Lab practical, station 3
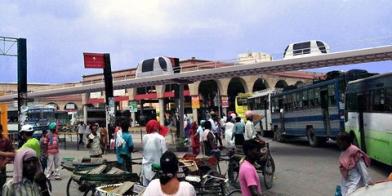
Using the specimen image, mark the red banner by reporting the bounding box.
[83,53,105,68]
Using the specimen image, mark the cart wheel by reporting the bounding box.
[227,189,243,196]
[228,160,240,189]
[202,169,229,195]
[263,155,275,189]
[66,177,89,196]
[46,179,52,192]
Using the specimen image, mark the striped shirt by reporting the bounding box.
[2,178,45,196]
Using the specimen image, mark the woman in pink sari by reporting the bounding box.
[189,122,200,155]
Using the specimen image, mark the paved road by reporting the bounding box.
[6,130,391,196]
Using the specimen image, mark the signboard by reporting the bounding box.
[129,101,137,112]
[221,96,229,108]
[83,53,105,68]
[192,96,200,109]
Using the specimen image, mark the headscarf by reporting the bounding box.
[339,144,370,180]
[146,120,169,137]
[13,148,42,184]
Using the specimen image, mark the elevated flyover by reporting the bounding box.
[0,45,392,102]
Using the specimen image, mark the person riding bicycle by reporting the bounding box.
[239,139,263,196]
[143,151,196,196]
[244,110,256,140]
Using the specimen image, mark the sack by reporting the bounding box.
[110,139,115,149]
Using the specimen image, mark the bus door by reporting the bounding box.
[357,94,367,153]
[278,98,285,132]
[320,90,331,135]
[262,98,268,131]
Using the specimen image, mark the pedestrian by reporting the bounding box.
[0,124,40,159]
[142,119,168,186]
[189,122,200,155]
[214,114,223,147]
[337,131,372,196]
[115,120,134,172]
[99,124,108,153]
[2,147,50,196]
[44,122,61,180]
[77,122,85,145]
[232,116,245,146]
[19,125,41,156]
[86,123,104,158]
[143,151,196,196]
[39,130,48,173]
[184,116,191,138]
[197,120,206,155]
[202,120,217,156]
[239,139,263,196]
[224,116,235,147]
[0,124,15,194]
[244,110,256,140]
[84,123,91,144]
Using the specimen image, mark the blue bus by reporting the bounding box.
[27,107,55,139]
[270,69,377,147]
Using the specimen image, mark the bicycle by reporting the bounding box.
[227,138,276,189]
[193,174,242,196]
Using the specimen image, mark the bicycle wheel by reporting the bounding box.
[263,155,275,189]
[66,177,89,196]
[46,179,52,192]
[226,189,242,196]
[202,170,228,196]
[227,160,240,189]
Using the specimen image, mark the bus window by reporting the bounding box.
[328,84,336,107]
[314,88,320,107]
[385,87,392,111]
[303,90,308,108]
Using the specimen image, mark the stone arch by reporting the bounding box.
[227,77,248,112]
[63,102,78,110]
[295,81,304,87]
[199,80,219,108]
[275,80,288,88]
[252,78,270,92]
[47,102,59,110]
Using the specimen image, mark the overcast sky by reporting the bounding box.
[0,0,391,84]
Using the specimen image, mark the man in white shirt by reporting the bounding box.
[244,111,256,140]
[142,120,168,186]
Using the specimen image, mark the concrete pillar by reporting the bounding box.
[188,81,201,124]
[81,93,89,124]
[156,85,165,125]
[127,88,136,127]
[159,98,165,125]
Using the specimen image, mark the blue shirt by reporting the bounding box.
[115,132,134,164]
[233,122,245,135]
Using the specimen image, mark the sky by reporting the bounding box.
[0,0,391,84]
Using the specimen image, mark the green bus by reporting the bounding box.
[345,71,392,166]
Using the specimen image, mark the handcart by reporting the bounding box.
[64,159,140,196]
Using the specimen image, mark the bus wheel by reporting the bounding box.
[307,127,319,147]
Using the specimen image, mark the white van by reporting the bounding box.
[135,57,176,78]
[283,40,330,60]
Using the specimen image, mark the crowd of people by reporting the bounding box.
[0,109,383,196]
